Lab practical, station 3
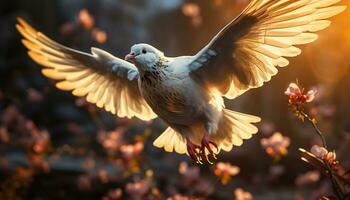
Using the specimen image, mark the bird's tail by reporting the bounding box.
[153,109,260,155]
[153,127,187,154]
[210,109,261,152]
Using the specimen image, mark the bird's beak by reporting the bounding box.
[125,52,136,62]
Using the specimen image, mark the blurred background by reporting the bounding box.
[1,0,350,199]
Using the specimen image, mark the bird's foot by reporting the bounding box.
[199,135,218,164]
[186,138,202,164]
[186,135,218,164]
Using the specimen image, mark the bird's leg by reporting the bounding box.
[199,133,218,164]
[186,137,202,164]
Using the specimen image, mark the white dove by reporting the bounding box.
[17,0,346,163]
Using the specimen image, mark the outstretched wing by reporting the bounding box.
[189,0,346,99]
[16,18,157,120]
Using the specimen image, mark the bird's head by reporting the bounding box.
[125,43,165,70]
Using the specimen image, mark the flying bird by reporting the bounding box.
[16,0,346,163]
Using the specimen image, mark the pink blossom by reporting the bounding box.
[309,145,338,166]
[285,82,317,105]
[261,132,290,159]
[214,162,240,177]
[181,3,202,27]
[97,128,125,155]
[125,178,151,199]
[310,145,328,159]
[182,3,200,18]
[214,162,240,185]
[305,90,317,102]
[284,83,302,97]
[295,171,320,186]
[92,28,107,44]
[31,130,50,154]
[78,9,94,30]
[234,188,253,200]
[120,141,144,160]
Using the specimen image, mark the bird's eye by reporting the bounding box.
[142,49,147,54]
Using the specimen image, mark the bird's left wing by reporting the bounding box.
[16,18,157,120]
[189,0,346,99]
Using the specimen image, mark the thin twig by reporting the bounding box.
[301,111,327,148]
[300,111,345,200]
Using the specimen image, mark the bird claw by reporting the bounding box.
[186,138,202,164]
[199,135,218,164]
[186,136,218,164]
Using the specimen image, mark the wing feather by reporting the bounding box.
[17,18,157,120]
[189,0,346,99]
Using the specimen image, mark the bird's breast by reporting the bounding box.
[139,70,188,119]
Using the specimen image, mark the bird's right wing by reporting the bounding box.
[16,18,157,120]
